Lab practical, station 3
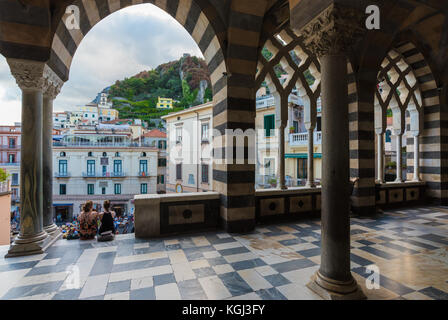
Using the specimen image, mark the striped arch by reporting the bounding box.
[393,41,444,202]
[48,0,227,97]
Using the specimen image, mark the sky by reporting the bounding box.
[0,4,203,125]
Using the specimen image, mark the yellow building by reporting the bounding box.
[156,97,174,109]
[255,94,322,188]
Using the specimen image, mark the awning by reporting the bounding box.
[285,153,322,159]
[53,203,73,207]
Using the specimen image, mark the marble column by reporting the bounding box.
[6,60,49,257]
[42,74,63,237]
[376,131,385,183]
[413,135,420,181]
[291,3,366,299]
[278,122,287,189]
[395,133,404,182]
[306,127,315,188]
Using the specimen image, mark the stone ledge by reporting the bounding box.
[377,181,426,189]
[134,192,220,203]
[256,186,322,197]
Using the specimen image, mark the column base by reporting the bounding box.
[5,230,57,258]
[305,182,316,188]
[306,271,366,300]
[44,223,62,239]
[278,185,288,190]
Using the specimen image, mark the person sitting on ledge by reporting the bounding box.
[78,200,99,240]
[97,200,116,242]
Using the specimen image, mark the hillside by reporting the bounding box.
[107,54,212,127]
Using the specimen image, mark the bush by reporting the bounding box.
[0,169,10,183]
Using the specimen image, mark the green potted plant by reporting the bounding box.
[289,126,295,134]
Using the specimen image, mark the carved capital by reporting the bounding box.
[43,67,64,99]
[7,59,64,97]
[300,4,365,57]
[7,59,46,91]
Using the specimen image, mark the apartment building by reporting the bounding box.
[162,102,213,193]
[140,129,167,193]
[0,124,21,212]
[255,93,323,188]
[52,126,160,221]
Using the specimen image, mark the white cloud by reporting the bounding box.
[0,3,203,123]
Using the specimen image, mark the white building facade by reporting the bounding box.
[162,103,213,193]
[53,145,159,220]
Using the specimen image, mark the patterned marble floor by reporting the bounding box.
[1,206,448,300]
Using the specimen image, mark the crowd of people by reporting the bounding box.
[61,200,134,241]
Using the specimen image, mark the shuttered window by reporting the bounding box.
[264,114,275,137]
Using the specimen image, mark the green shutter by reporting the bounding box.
[264,114,275,137]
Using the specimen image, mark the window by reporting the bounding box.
[87,160,95,176]
[140,160,148,174]
[114,160,122,174]
[188,174,195,185]
[385,130,392,143]
[9,138,15,148]
[60,184,66,195]
[141,152,146,157]
[59,160,67,175]
[264,114,275,137]
[176,127,182,143]
[158,158,166,167]
[160,175,164,184]
[60,152,66,157]
[201,123,209,141]
[141,183,148,194]
[176,163,182,180]
[293,121,299,133]
[11,173,19,185]
[8,154,15,163]
[102,165,107,177]
[88,151,93,157]
[102,187,106,195]
[297,158,307,179]
[158,140,163,149]
[115,152,120,157]
[102,152,107,157]
[114,184,121,195]
[87,184,94,195]
[201,164,209,183]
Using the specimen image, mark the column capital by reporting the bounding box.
[7,59,46,91]
[43,67,64,99]
[7,59,64,96]
[297,4,365,57]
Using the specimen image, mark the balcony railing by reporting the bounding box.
[55,172,70,178]
[53,141,155,148]
[289,131,322,146]
[0,162,19,166]
[83,171,126,178]
[0,145,19,149]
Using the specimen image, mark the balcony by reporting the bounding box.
[0,145,19,150]
[83,172,126,178]
[289,131,322,146]
[138,171,150,177]
[0,162,19,167]
[55,172,70,178]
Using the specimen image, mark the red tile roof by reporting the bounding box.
[142,129,167,138]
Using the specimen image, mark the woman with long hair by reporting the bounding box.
[78,200,99,240]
